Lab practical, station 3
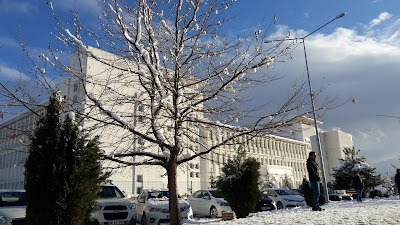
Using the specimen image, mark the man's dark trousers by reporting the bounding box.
[310,180,320,209]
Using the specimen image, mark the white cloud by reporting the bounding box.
[354,126,386,144]
[0,37,20,49]
[369,12,392,27]
[260,14,400,162]
[0,64,29,81]
[0,0,37,14]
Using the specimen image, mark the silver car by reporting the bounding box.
[135,188,193,225]
[187,189,232,218]
[263,188,305,209]
[0,189,26,225]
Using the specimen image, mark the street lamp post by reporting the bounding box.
[266,12,345,203]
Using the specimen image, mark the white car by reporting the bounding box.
[263,188,305,209]
[135,188,193,225]
[187,189,232,218]
[0,189,26,225]
[89,184,135,225]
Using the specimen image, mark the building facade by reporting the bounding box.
[0,47,349,195]
[312,130,353,182]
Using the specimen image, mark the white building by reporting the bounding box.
[279,117,354,183]
[312,130,353,183]
[0,47,348,194]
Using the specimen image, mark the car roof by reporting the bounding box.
[143,188,169,192]
[0,189,25,192]
[263,188,289,191]
[194,189,217,192]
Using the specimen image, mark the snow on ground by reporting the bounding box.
[184,196,400,225]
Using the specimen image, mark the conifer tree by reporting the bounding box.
[25,91,108,225]
[332,147,382,193]
[216,150,260,218]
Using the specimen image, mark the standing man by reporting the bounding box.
[307,151,323,211]
[395,169,400,198]
[353,170,364,202]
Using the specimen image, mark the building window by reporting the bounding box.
[137,175,143,182]
[73,95,78,103]
[137,137,143,145]
[137,103,144,112]
[73,83,79,92]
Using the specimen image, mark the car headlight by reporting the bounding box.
[92,204,102,212]
[180,205,191,212]
[127,203,135,210]
[283,199,296,202]
[0,215,8,224]
[217,200,230,206]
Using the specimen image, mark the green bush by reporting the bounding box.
[300,178,313,207]
[300,178,326,207]
[216,151,260,218]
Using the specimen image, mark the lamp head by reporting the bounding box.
[335,12,346,19]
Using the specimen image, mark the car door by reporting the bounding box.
[189,191,202,215]
[199,191,211,215]
[135,191,146,221]
[265,190,278,203]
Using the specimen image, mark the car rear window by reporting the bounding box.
[0,191,26,207]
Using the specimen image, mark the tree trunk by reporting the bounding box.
[167,162,182,225]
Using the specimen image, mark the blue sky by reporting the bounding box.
[1,0,400,167]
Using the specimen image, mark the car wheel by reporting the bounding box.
[277,202,284,210]
[210,206,218,218]
[140,213,147,225]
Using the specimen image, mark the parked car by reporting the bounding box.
[0,189,26,225]
[187,189,232,218]
[263,188,305,209]
[328,193,353,201]
[89,184,136,225]
[328,189,353,201]
[135,188,193,225]
[369,189,390,199]
[290,189,303,196]
[255,192,276,212]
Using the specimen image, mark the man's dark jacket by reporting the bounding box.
[307,158,321,181]
[395,171,400,185]
[353,175,364,190]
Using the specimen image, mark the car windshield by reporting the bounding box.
[209,190,224,198]
[0,191,26,207]
[97,186,125,198]
[147,191,181,199]
[148,191,169,199]
[275,189,296,196]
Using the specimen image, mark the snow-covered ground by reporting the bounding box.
[184,196,400,225]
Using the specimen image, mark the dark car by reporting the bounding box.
[329,193,353,201]
[369,189,389,198]
[329,194,342,201]
[255,193,276,212]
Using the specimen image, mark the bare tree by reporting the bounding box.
[0,0,343,224]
